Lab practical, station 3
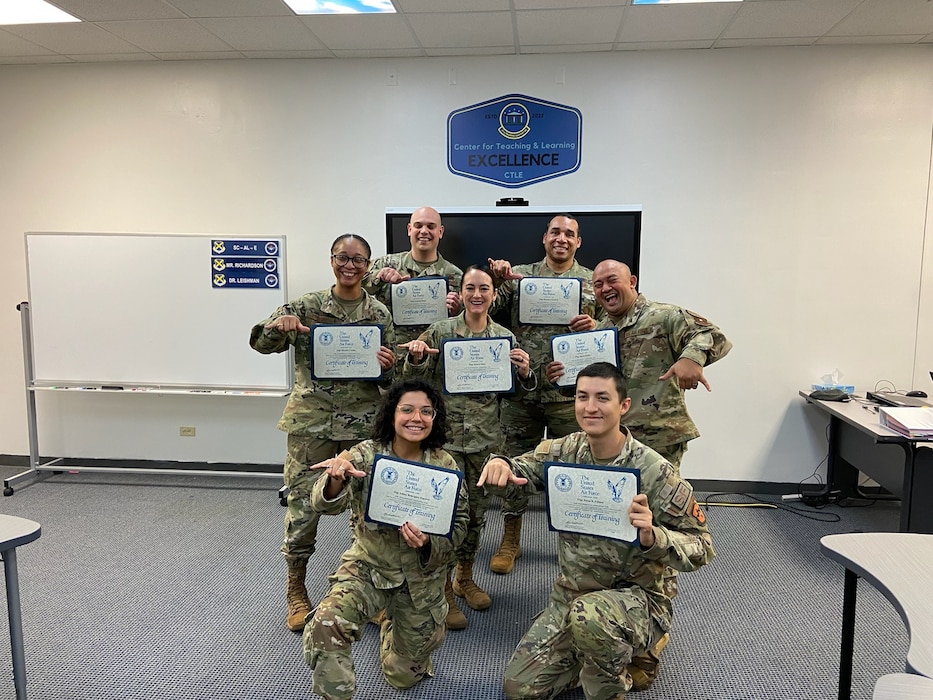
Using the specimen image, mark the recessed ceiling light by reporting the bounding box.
[0,0,80,25]
[633,0,741,4]
[283,0,396,14]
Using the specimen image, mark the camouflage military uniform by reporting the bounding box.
[496,431,714,700]
[363,251,463,358]
[250,287,396,563]
[403,312,530,562]
[303,440,469,700]
[599,293,732,469]
[493,258,603,518]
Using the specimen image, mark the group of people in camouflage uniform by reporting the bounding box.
[250,206,731,700]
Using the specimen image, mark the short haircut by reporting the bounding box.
[575,362,627,401]
[330,233,372,259]
[460,264,495,290]
[551,213,580,235]
[372,378,450,450]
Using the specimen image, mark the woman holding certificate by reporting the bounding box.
[400,264,535,630]
[249,233,397,633]
[303,378,469,700]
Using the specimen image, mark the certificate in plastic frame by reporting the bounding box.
[391,277,449,326]
[544,461,641,544]
[365,454,463,538]
[550,327,619,388]
[440,336,514,394]
[517,276,583,326]
[310,324,383,380]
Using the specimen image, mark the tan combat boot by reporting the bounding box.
[627,632,670,691]
[444,575,468,630]
[286,559,312,632]
[490,515,523,574]
[452,560,491,610]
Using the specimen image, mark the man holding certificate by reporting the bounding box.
[250,234,397,633]
[486,213,604,576]
[400,264,535,630]
[363,206,463,359]
[478,363,714,700]
[303,378,469,700]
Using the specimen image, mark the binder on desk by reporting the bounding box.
[878,407,933,439]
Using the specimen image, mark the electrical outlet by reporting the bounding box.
[179,426,196,437]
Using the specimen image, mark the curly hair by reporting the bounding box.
[371,378,449,451]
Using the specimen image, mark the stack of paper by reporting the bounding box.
[879,407,933,439]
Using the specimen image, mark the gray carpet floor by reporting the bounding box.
[0,466,909,700]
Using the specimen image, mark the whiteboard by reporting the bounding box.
[25,232,292,391]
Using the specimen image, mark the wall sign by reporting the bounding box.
[447,94,582,189]
[211,239,281,288]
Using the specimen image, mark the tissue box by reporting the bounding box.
[811,384,855,394]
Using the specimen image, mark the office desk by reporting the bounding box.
[0,514,42,700]
[821,533,933,700]
[800,391,933,533]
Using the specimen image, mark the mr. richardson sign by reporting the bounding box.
[447,94,582,189]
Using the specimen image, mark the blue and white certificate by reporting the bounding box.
[544,462,640,543]
[391,277,449,326]
[550,328,619,388]
[440,337,514,394]
[310,324,383,380]
[517,276,582,326]
[365,455,463,538]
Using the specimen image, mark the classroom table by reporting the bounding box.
[821,533,933,700]
[800,391,933,533]
[1,514,42,700]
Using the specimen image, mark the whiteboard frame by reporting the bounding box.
[25,232,293,392]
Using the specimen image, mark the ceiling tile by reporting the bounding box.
[722,0,860,39]
[3,23,144,55]
[0,29,56,56]
[816,34,926,45]
[828,0,933,37]
[151,50,245,59]
[515,0,626,8]
[619,4,740,43]
[517,8,624,45]
[407,11,514,48]
[300,15,419,50]
[99,19,235,52]
[69,52,159,62]
[616,39,714,51]
[425,46,514,57]
[197,17,325,51]
[522,43,613,54]
[332,47,426,58]
[0,54,73,63]
[240,49,333,58]
[716,36,817,48]
[166,0,293,18]
[49,0,185,22]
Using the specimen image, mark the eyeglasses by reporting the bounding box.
[397,405,437,419]
[331,254,370,269]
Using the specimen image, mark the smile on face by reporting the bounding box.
[460,268,496,318]
[408,207,444,258]
[393,390,435,450]
[543,215,581,266]
[574,375,631,440]
[331,237,370,291]
[592,260,638,318]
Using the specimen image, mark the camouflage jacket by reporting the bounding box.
[310,439,469,611]
[249,287,395,439]
[599,294,732,448]
[498,430,714,613]
[492,258,603,404]
[403,313,530,455]
[363,251,463,349]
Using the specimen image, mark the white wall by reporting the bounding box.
[1,46,931,483]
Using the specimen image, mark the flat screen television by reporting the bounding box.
[384,205,641,279]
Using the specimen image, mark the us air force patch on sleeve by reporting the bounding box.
[666,482,692,516]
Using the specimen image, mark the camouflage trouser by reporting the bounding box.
[303,573,446,700]
[282,435,356,564]
[500,398,579,518]
[452,451,493,563]
[649,441,685,475]
[643,441,686,600]
[503,588,668,700]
